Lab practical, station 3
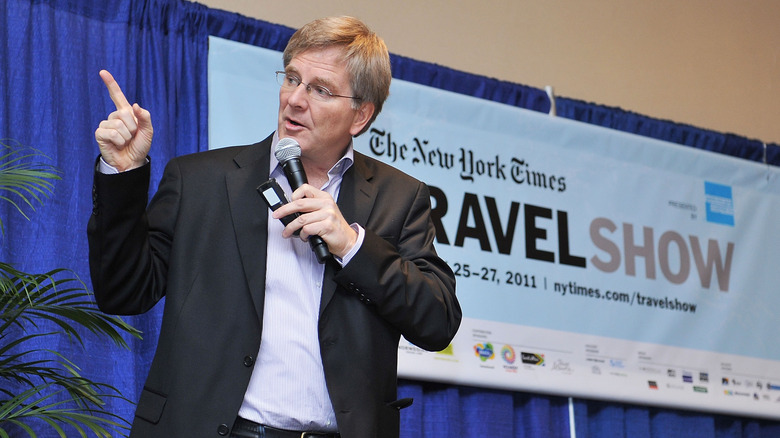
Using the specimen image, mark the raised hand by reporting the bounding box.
[94,70,153,171]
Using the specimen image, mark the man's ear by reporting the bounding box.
[350,102,375,136]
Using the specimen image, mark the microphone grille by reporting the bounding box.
[275,138,301,163]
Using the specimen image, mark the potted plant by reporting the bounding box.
[0,138,141,437]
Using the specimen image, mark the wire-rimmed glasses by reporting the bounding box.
[275,71,361,102]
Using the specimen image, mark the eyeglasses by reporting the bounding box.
[275,71,361,102]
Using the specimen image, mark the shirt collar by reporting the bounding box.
[270,132,354,182]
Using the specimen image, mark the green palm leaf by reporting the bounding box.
[0,139,59,234]
[0,139,141,437]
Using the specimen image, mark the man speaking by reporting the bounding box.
[88,16,461,438]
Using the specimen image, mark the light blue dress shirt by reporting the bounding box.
[237,136,364,432]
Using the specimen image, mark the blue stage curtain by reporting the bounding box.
[1,0,778,437]
[1,0,209,433]
[554,97,780,166]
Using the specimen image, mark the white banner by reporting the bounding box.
[208,36,780,419]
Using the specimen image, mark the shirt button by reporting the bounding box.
[217,424,230,436]
[243,356,254,367]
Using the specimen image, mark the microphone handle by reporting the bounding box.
[309,237,332,264]
[281,158,332,264]
[281,158,308,189]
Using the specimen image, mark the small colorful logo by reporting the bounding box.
[436,344,455,356]
[704,181,734,226]
[501,345,516,364]
[648,381,658,390]
[474,343,494,362]
[521,352,545,366]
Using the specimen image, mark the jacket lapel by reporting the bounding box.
[226,136,273,322]
[320,153,377,315]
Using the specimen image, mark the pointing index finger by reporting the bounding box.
[99,70,131,110]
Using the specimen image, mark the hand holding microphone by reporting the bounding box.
[267,138,358,263]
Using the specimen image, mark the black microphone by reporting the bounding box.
[274,138,332,263]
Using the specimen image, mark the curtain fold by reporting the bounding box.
[389,53,552,114]
[1,0,777,436]
[554,96,779,166]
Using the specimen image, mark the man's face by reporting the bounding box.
[277,46,373,168]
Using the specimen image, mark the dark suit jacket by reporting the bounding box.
[87,134,461,438]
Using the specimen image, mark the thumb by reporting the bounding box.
[133,103,154,134]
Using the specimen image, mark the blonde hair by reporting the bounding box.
[283,16,391,135]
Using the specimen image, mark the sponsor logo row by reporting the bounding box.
[465,342,780,404]
[474,343,544,366]
[402,340,780,406]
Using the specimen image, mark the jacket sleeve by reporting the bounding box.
[333,181,461,352]
[87,158,179,315]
